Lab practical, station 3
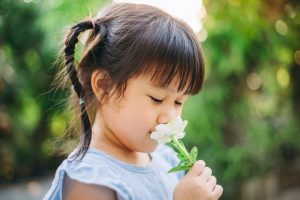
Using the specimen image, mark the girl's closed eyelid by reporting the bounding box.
[149,96,163,104]
[148,95,183,106]
[175,101,182,106]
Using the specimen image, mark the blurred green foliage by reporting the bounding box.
[0,0,299,199]
[183,0,300,198]
[0,0,109,182]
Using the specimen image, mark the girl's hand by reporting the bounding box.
[173,160,223,200]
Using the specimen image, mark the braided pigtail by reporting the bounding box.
[64,20,95,159]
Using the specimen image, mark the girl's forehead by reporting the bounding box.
[137,72,190,94]
[129,59,202,95]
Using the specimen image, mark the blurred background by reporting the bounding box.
[0,0,299,199]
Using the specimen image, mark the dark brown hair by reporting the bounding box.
[57,3,205,159]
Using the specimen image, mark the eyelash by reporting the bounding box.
[150,96,162,104]
[149,96,182,106]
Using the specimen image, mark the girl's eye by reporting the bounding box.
[175,101,183,106]
[149,96,163,104]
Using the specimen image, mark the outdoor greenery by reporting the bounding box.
[184,0,300,198]
[0,0,299,199]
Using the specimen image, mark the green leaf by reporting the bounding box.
[179,160,189,166]
[178,140,185,147]
[177,151,186,160]
[168,142,177,149]
[189,146,198,163]
[168,165,191,173]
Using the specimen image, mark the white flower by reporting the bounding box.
[150,116,188,144]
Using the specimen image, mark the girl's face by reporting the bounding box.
[99,74,189,153]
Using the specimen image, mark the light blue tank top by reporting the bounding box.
[43,145,184,200]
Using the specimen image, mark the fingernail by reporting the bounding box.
[198,160,205,167]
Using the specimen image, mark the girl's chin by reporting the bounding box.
[143,142,159,153]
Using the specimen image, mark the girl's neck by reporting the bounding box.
[90,111,151,166]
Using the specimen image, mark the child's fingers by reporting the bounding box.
[207,175,217,191]
[213,185,223,199]
[186,160,206,177]
[198,167,212,182]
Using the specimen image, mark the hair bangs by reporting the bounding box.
[126,18,204,95]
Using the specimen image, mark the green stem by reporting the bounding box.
[171,136,192,163]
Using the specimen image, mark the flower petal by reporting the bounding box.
[175,132,186,139]
[156,124,171,134]
[151,116,189,144]
[150,131,171,144]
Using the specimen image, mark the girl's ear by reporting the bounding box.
[91,70,109,103]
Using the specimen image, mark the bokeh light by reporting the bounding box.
[276,67,290,88]
[228,0,241,6]
[294,50,300,65]
[275,20,288,35]
[247,73,262,90]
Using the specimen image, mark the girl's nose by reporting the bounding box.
[157,108,177,124]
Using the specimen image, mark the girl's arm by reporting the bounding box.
[62,174,117,200]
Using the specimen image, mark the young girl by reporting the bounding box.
[44,3,223,200]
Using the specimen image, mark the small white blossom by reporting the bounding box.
[150,116,188,144]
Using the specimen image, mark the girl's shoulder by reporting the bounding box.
[64,145,182,185]
[43,149,134,200]
[64,145,180,179]
[44,145,182,200]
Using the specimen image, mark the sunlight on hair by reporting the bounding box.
[113,0,205,33]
